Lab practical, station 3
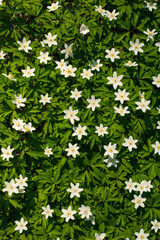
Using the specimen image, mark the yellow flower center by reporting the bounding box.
[67,48,72,54]
[52,5,57,10]
[99,9,104,13]
[66,69,72,74]
[78,129,82,134]
[83,209,88,214]
[8,74,14,79]
[111,53,115,57]
[110,13,114,18]
[20,223,24,228]
[109,148,113,152]
[69,113,73,117]
[140,236,145,240]
[136,199,141,204]
[66,212,71,217]
[120,109,124,114]
[22,43,27,48]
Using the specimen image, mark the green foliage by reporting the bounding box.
[0,0,160,239]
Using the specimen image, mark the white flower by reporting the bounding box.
[129,39,144,55]
[78,205,92,219]
[87,95,101,111]
[151,141,160,155]
[135,229,149,240]
[107,71,123,89]
[157,106,160,114]
[1,145,14,161]
[61,206,76,222]
[156,121,160,129]
[61,43,74,59]
[104,155,119,167]
[43,32,58,47]
[114,89,129,104]
[70,88,82,101]
[12,94,26,108]
[151,219,160,233]
[95,124,108,137]
[143,180,153,192]
[61,65,77,78]
[63,106,79,124]
[125,179,137,193]
[105,48,120,62]
[22,66,35,78]
[55,59,68,71]
[124,60,138,67]
[72,124,87,140]
[155,42,160,52]
[139,92,145,100]
[143,29,158,41]
[90,59,103,71]
[103,143,119,158]
[80,23,89,35]
[18,188,26,193]
[95,5,107,16]
[67,183,83,198]
[17,38,32,53]
[95,233,106,240]
[80,68,93,80]
[135,99,150,112]
[65,143,79,158]
[15,175,28,190]
[42,205,54,219]
[37,52,51,64]
[106,9,119,21]
[2,73,17,81]
[47,1,60,12]
[152,74,160,88]
[44,146,53,157]
[144,1,157,11]
[12,118,24,131]
[0,50,6,59]
[131,195,146,209]
[2,179,18,196]
[85,215,95,225]
[39,94,51,105]
[22,122,36,133]
[114,105,130,116]
[15,218,28,234]
[0,0,3,5]
[136,181,148,195]
[122,136,138,152]
[40,41,45,47]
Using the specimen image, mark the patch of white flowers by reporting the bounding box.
[0,0,159,238]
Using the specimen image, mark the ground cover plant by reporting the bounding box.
[0,0,160,239]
